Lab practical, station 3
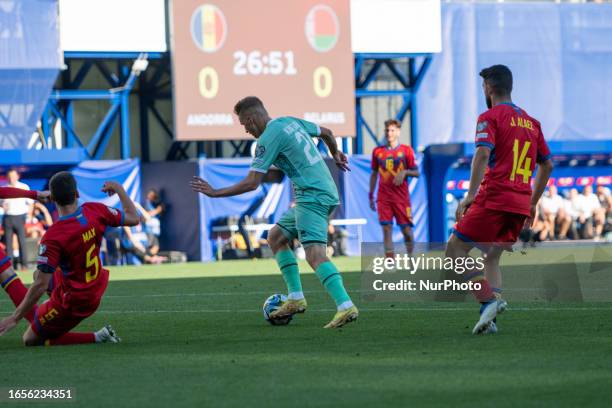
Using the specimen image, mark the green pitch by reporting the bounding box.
[1,257,611,407]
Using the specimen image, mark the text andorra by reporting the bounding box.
[372,280,482,292]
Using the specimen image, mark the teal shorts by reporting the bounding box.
[276,202,336,248]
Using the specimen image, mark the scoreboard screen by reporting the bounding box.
[170,0,355,141]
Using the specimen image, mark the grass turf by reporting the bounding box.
[1,257,611,407]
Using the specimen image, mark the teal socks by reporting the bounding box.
[315,261,352,307]
[275,249,303,296]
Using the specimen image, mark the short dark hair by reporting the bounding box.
[49,171,78,206]
[479,64,513,95]
[234,96,266,115]
[384,119,401,129]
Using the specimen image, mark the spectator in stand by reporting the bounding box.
[583,184,605,240]
[120,216,167,265]
[143,189,164,254]
[135,202,160,256]
[540,185,571,240]
[2,169,33,269]
[25,202,53,239]
[596,185,612,238]
[567,188,588,238]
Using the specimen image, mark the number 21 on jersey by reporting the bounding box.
[510,139,533,184]
[294,129,322,165]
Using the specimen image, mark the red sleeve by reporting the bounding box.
[371,148,379,171]
[87,202,124,227]
[536,124,551,163]
[405,146,417,169]
[474,113,496,150]
[37,233,61,274]
[0,187,36,200]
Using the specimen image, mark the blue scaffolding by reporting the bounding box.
[11,52,432,163]
[353,53,432,153]
[38,52,157,163]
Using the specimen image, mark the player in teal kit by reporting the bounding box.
[190,96,358,328]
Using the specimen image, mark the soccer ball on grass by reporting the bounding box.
[262,294,293,326]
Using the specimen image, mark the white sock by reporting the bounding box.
[288,291,305,300]
[94,328,105,343]
[337,300,354,311]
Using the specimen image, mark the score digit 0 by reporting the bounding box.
[313,66,332,98]
[198,67,219,99]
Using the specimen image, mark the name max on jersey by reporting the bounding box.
[82,227,96,243]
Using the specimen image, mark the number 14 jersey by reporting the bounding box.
[37,202,124,310]
[474,102,551,216]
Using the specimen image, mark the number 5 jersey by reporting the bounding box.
[37,202,124,313]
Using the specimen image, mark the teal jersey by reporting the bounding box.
[250,116,339,206]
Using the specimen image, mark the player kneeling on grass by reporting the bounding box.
[0,186,50,324]
[190,96,358,328]
[445,65,553,335]
[0,172,139,346]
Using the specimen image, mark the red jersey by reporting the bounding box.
[0,186,36,200]
[371,144,417,204]
[37,202,124,312]
[474,103,551,216]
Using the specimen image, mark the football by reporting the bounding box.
[262,294,293,326]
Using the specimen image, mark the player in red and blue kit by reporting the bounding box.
[446,65,553,334]
[369,119,420,257]
[0,172,139,346]
[0,186,49,324]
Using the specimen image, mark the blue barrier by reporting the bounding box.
[416,3,612,148]
[425,140,612,242]
[0,0,60,149]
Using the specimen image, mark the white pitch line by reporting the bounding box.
[93,306,612,315]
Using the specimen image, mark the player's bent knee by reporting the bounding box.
[446,234,470,258]
[22,330,44,347]
[304,244,328,270]
[268,227,289,252]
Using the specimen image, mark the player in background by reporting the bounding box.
[369,119,419,257]
[0,172,140,346]
[445,65,553,334]
[0,186,50,324]
[190,96,358,328]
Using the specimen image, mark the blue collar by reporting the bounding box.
[498,101,521,113]
[58,206,82,221]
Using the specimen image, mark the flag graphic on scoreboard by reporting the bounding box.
[305,5,340,53]
[190,4,227,53]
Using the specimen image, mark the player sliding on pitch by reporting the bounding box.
[446,65,553,334]
[0,172,139,345]
[191,96,358,328]
[0,186,50,324]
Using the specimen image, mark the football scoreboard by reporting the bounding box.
[170,0,355,141]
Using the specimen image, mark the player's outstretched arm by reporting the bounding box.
[0,186,49,202]
[457,146,490,220]
[190,171,265,198]
[319,127,350,172]
[0,270,51,336]
[527,158,554,227]
[369,171,378,211]
[101,181,140,226]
